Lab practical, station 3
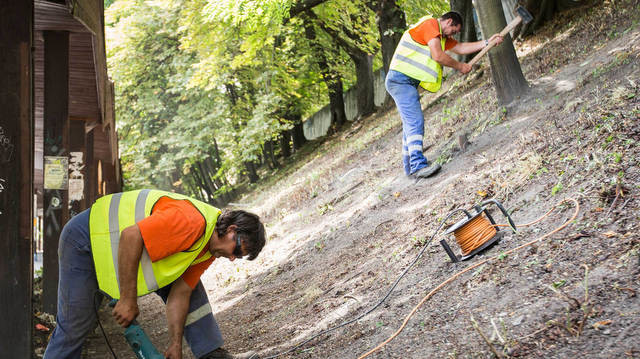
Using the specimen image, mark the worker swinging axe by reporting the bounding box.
[468,5,534,67]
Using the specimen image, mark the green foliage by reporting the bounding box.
[552,279,567,289]
[107,0,449,201]
[398,0,449,24]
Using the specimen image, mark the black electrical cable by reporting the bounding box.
[259,209,468,359]
[93,291,118,359]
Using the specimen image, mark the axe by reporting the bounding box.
[468,6,533,66]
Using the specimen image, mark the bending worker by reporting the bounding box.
[43,189,266,359]
[386,11,503,178]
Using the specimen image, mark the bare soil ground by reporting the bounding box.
[36,2,639,358]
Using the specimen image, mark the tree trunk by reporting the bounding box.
[513,0,582,39]
[291,121,306,151]
[193,162,214,202]
[264,140,280,168]
[308,11,377,118]
[197,160,217,196]
[450,0,478,63]
[244,161,259,183]
[367,0,406,74]
[374,0,407,107]
[185,175,205,202]
[474,0,529,105]
[212,137,222,168]
[278,131,292,158]
[302,14,347,130]
[350,52,376,117]
[326,75,347,130]
[203,157,221,189]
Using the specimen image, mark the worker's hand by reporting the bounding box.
[458,62,472,74]
[112,298,139,327]
[489,33,504,46]
[164,341,182,359]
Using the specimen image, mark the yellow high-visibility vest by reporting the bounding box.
[389,16,447,92]
[89,189,220,298]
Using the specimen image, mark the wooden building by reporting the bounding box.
[1,0,121,356]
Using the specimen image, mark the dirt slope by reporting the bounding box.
[79,2,639,358]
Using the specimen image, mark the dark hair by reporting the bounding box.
[216,210,266,260]
[440,11,463,29]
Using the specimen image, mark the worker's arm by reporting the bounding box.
[112,224,143,327]
[450,33,504,55]
[164,278,193,359]
[428,37,471,74]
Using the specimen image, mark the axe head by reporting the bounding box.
[516,5,533,24]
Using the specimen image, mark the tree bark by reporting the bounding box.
[513,0,583,39]
[212,136,222,168]
[278,131,292,158]
[203,156,221,189]
[326,75,347,130]
[244,161,259,183]
[302,14,347,130]
[366,0,406,74]
[193,162,214,202]
[291,121,306,150]
[309,11,377,118]
[196,160,216,200]
[350,52,376,118]
[450,0,478,63]
[474,0,529,105]
[264,140,280,169]
[288,0,329,19]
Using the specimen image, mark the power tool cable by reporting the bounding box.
[94,291,118,359]
[358,198,579,358]
[260,208,470,359]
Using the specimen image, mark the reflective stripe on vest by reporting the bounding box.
[389,16,446,92]
[90,189,220,298]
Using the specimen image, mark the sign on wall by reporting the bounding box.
[68,152,84,201]
[44,156,68,190]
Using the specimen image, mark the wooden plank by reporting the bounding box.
[0,1,34,357]
[34,0,91,33]
[85,127,97,205]
[42,30,70,315]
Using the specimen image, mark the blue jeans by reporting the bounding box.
[385,69,430,175]
[43,209,223,359]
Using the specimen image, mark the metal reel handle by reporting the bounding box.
[481,199,517,232]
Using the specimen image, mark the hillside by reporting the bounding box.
[80,2,639,358]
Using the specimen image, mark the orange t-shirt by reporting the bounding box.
[137,196,215,289]
[408,17,457,50]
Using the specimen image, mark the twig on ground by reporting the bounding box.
[373,219,393,235]
[578,264,591,336]
[490,318,506,344]
[616,287,636,296]
[515,326,548,341]
[619,197,633,211]
[469,315,503,359]
[605,183,621,218]
[548,285,581,310]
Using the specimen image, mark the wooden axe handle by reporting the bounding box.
[467,16,522,67]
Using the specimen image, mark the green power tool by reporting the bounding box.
[109,299,165,359]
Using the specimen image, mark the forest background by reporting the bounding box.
[106,0,568,204]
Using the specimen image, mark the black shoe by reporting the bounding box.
[200,347,259,359]
[412,163,441,178]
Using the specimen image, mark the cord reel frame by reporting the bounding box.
[440,199,516,263]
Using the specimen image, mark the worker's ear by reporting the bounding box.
[227,224,238,234]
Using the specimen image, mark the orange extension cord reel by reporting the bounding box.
[440,199,517,262]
